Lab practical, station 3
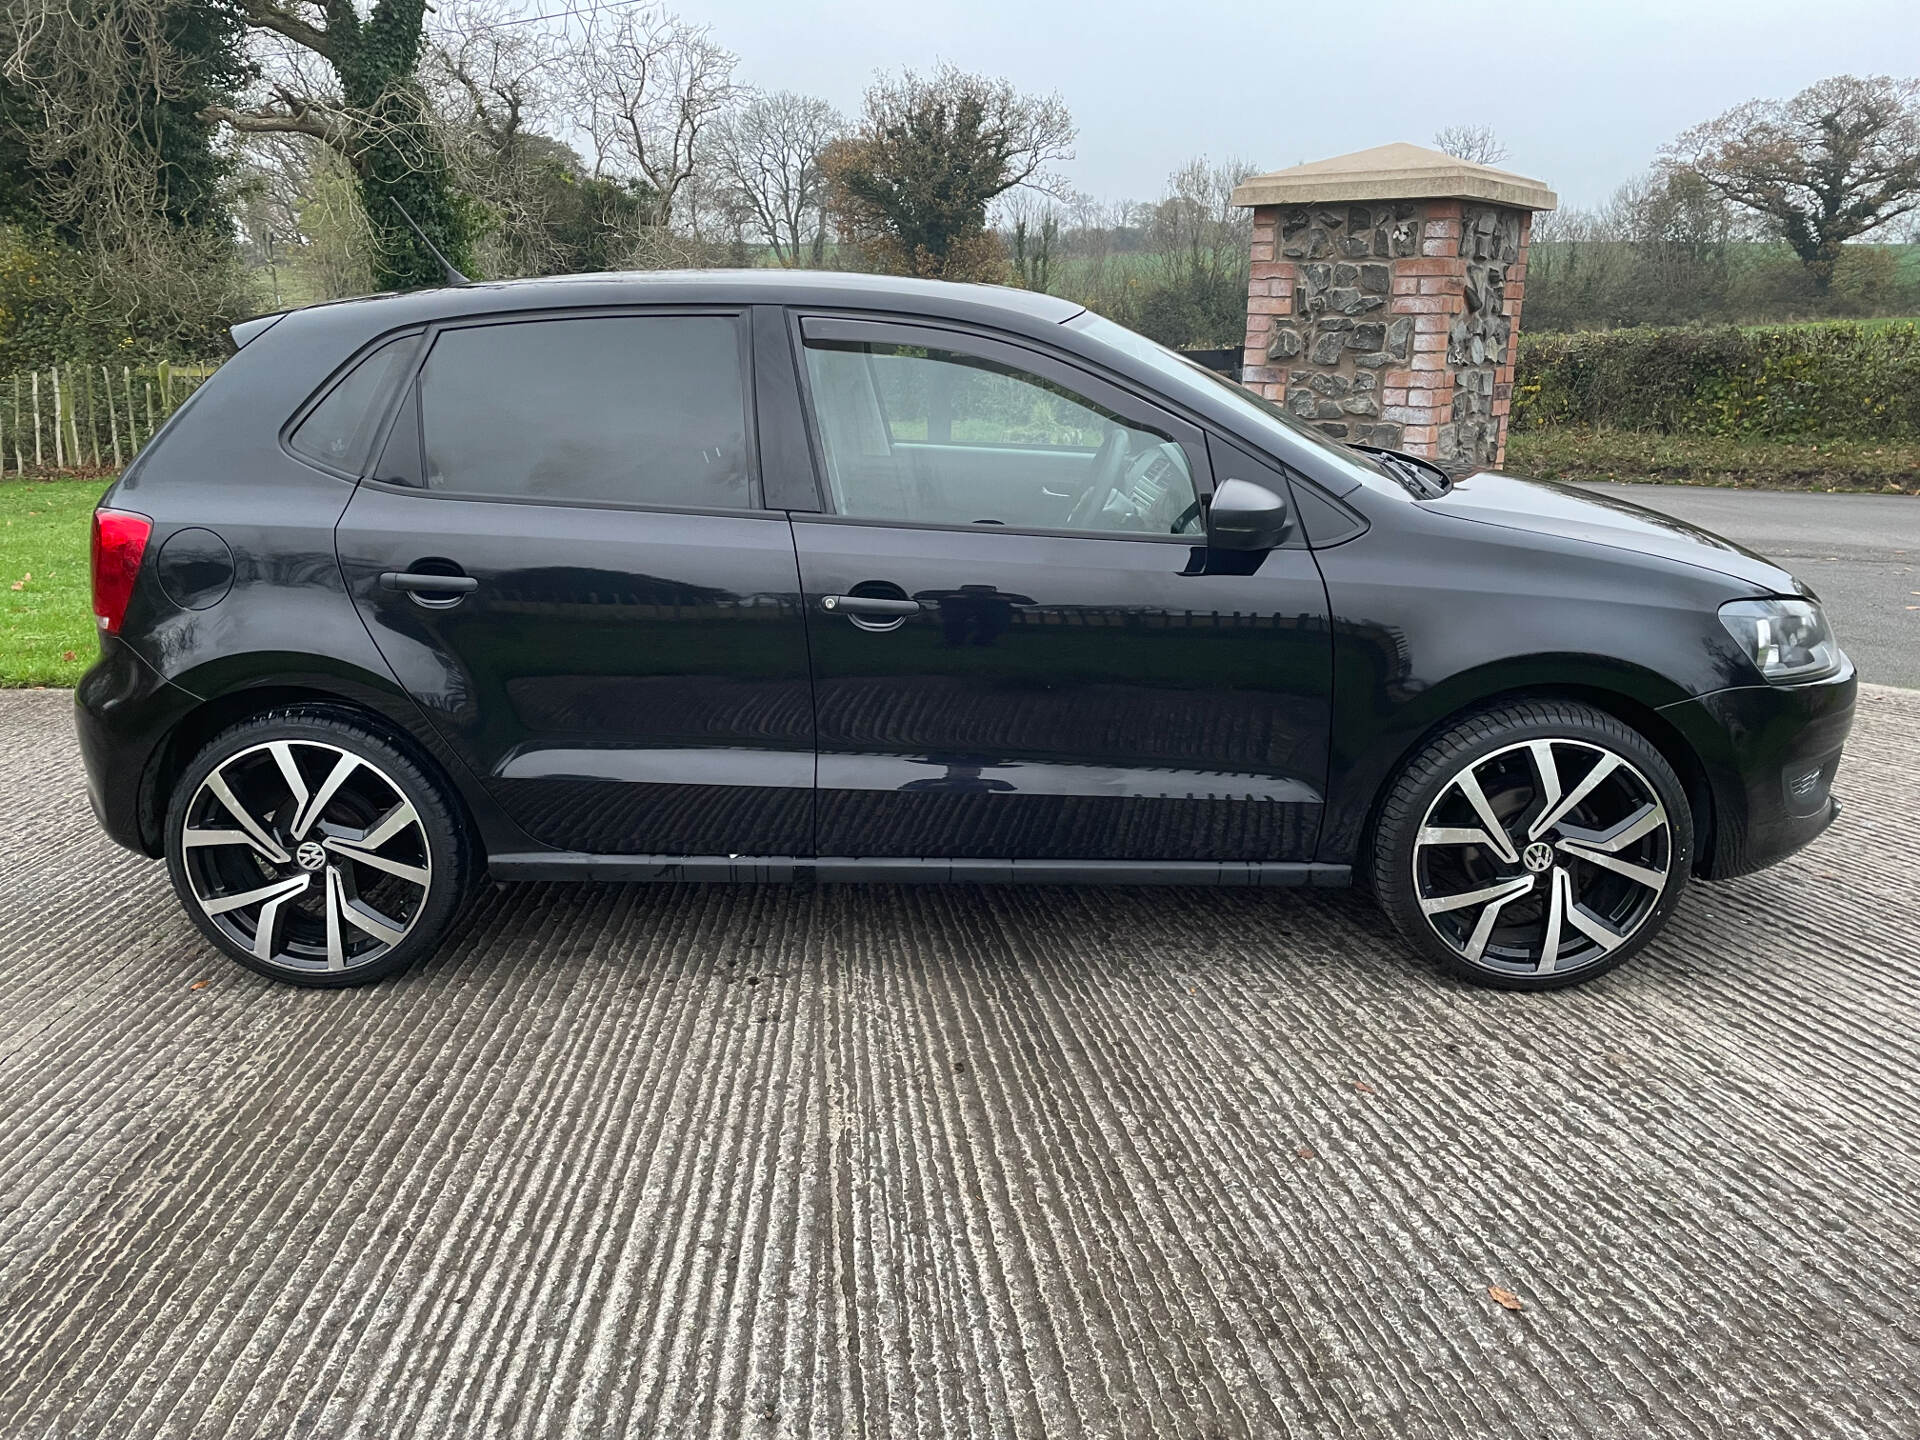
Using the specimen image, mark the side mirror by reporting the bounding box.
[1206,478,1291,551]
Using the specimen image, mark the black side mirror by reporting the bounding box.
[1206,478,1291,551]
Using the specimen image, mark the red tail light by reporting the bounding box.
[91,508,153,635]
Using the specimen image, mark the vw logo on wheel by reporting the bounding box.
[1522,841,1555,874]
[295,840,328,872]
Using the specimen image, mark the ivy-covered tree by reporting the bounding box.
[205,0,480,288]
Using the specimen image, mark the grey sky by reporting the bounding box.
[642,0,1913,212]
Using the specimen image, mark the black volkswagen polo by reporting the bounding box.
[75,271,1855,990]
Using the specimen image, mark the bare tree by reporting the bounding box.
[711,91,845,266]
[1433,125,1511,166]
[572,5,740,230]
[1664,74,1920,292]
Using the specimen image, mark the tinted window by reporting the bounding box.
[803,340,1201,536]
[417,316,750,508]
[289,335,417,472]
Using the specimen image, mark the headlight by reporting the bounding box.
[1718,598,1841,683]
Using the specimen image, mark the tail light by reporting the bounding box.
[91,508,153,635]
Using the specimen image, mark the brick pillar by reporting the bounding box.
[1232,148,1553,473]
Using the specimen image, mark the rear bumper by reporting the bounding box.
[75,636,199,858]
[1658,658,1857,881]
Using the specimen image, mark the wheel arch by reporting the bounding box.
[138,681,493,862]
[1349,680,1716,887]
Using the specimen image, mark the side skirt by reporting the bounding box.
[487,854,1353,888]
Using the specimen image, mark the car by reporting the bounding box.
[74,270,1856,991]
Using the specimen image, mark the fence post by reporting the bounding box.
[84,364,100,468]
[103,366,121,469]
[123,367,136,458]
[144,378,154,447]
[50,366,64,470]
[31,371,43,469]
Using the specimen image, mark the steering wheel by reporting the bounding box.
[1066,426,1132,530]
[1169,497,1203,534]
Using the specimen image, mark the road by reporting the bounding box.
[1585,483,1920,688]
[2,686,1917,1439]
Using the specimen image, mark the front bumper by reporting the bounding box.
[1658,657,1857,880]
[74,636,200,857]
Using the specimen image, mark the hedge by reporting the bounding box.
[1511,319,1920,439]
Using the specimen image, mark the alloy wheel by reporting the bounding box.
[178,740,432,973]
[1411,738,1672,980]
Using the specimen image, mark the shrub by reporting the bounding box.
[1512,319,1920,438]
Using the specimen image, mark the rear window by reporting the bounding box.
[288,335,418,473]
[414,315,752,509]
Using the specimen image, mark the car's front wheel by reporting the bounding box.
[1371,699,1694,990]
[164,707,472,986]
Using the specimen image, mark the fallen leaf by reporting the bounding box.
[61,650,76,661]
[1487,1285,1525,1312]
[8,582,19,591]
[1354,1081,1376,1095]
[188,979,210,991]
[1297,1145,1316,1160]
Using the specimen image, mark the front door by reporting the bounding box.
[783,316,1333,862]
[335,310,814,857]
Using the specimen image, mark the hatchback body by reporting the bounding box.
[76,271,1856,989]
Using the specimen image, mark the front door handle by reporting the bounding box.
[821,595,920,617]
[381,571,479,594]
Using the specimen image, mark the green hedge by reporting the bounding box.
[1511,319,1920,438]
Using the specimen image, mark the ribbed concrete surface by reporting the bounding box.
[2,686,1917,1440]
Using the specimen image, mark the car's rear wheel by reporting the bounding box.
[1371,699,1693,990]
[164,708,471,986]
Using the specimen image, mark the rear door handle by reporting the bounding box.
[821,595,920,616]
[381,571,478,594]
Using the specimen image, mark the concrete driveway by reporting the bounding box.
[1584,484,1920,688]
[2,685,1917,1440]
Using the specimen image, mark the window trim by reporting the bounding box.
[789,312,1215,542]
[279,328,425,481]
[354,305,773,517]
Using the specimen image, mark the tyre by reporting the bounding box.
[1371,699,1693,991]
[164,706,473,987]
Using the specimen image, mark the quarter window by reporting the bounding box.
[803,340,1202,536]
[289,334,418,473]
[416,315,751,508]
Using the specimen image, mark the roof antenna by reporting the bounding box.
[390,198,471,287]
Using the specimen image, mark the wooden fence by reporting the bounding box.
[0,361,221,477]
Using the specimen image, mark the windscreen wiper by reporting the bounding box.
[1350,444,1452,498]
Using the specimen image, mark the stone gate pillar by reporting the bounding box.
[1230,144,1556,472]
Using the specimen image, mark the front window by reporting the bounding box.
[802,338,1203,537]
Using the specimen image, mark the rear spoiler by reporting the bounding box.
[230,312,288,351]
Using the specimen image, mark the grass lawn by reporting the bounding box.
[1,477,110,686]
[1504,429,1920,495]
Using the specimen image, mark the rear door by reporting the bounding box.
[778,314,1334,862]
[333,309,814,857]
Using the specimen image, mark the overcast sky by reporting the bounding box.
[605,0,1912,213]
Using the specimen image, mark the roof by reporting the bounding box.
[1229,143,1557,212]
[239,268,1086,346]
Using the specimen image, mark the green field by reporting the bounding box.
[1505,428,1920,493]
[0,477,108,686]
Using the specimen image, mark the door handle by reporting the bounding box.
[821,595,920,617]
[381,571,478,594]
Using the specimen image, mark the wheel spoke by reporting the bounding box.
[1453,768,1519,865]
[1526,741,1563,831]
[1418,825,1512,852]
[324,865,347,970]
[324,837,429,886]
[205,771,289,865]
[202,872,309,918]
[1461,876,1535,963]
[1564,899,1629,954]
[1537,866,1571,975]
[338,895,408,948]
[1528,753,1622,840]
[348,801,421,854]
[268,742,310,824]
[292,753,360,840]
[1557,837,1667,890]
[1421,872,1535,916]
[1557,801,1666,855]
[252,881,303,961]
[181,827,263,851]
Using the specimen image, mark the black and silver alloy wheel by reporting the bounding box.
[166,709,469,985]
[1413,739,1670,978]
[1373,700,1693,990]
